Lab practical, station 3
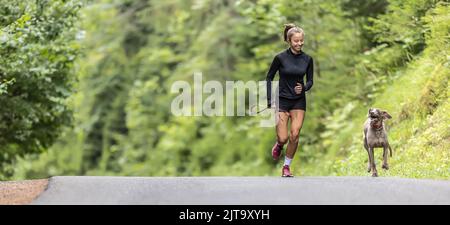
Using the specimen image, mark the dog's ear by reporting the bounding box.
[368,108,372,116]
[382,110,392,119]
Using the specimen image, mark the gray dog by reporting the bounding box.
[363,108,393,177]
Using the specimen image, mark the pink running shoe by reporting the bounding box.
[282,165,293,177]
[271,142,283,160]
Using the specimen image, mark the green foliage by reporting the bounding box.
[0,0,82,178]
[7,0,450,180]
[304,1,449,179]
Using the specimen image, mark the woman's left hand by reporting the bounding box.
[295,82,302,94]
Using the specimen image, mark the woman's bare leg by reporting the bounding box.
[276,111,290,145]
[286,109,305,159]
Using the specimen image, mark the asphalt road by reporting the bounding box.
[32,176,450,205]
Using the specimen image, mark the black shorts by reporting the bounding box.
[277,96,306,112]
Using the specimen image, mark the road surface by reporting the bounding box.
[31,176,450,205]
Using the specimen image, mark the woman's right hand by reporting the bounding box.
[295,82,303,94]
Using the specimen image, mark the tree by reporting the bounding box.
[0,0,82,177]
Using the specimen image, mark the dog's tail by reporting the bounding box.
[389,144,393,157]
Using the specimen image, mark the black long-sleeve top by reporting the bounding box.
[266,48,314,106]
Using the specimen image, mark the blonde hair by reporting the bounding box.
[283,23,305,42]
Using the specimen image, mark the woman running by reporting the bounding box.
[266,23,314,177]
